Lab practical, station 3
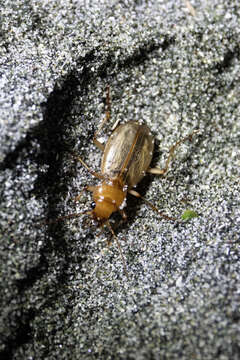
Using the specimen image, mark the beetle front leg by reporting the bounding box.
[119,209,127,221]
[73,185,96,202]
[147,130,199,176]
[118,209,127,223]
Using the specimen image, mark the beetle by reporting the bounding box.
[56,86,198,275]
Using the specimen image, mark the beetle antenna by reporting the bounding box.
[106,220,128,279]
[39,210,91,226]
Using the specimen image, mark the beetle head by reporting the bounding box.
[90,181,126,222]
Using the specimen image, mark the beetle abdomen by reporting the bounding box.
[101,121,154,188]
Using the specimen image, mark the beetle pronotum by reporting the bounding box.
[56,86,198,276]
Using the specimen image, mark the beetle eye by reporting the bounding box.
[91,202,96,209]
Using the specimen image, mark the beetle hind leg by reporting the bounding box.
[147,130,199,176]
[128,189,176,221]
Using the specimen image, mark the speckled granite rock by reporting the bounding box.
[0,1,240,359]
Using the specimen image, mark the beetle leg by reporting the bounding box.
[93,85,111,148]
[93,138,105,151]
[147,130,199,176]
[147,168,165,175]
[73,185,96,202]
[128,189,176,221]
[75,155,105,180]
[184,0,196,17]
[119,209,127,221]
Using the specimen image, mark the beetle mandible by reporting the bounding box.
[60,86,198,275]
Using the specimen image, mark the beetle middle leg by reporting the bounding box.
[147,130,199,176]
[74,155,105,180]
[93,85,111,151]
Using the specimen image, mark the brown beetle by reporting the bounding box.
[57,87,198,275]
[81,121,156,221]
